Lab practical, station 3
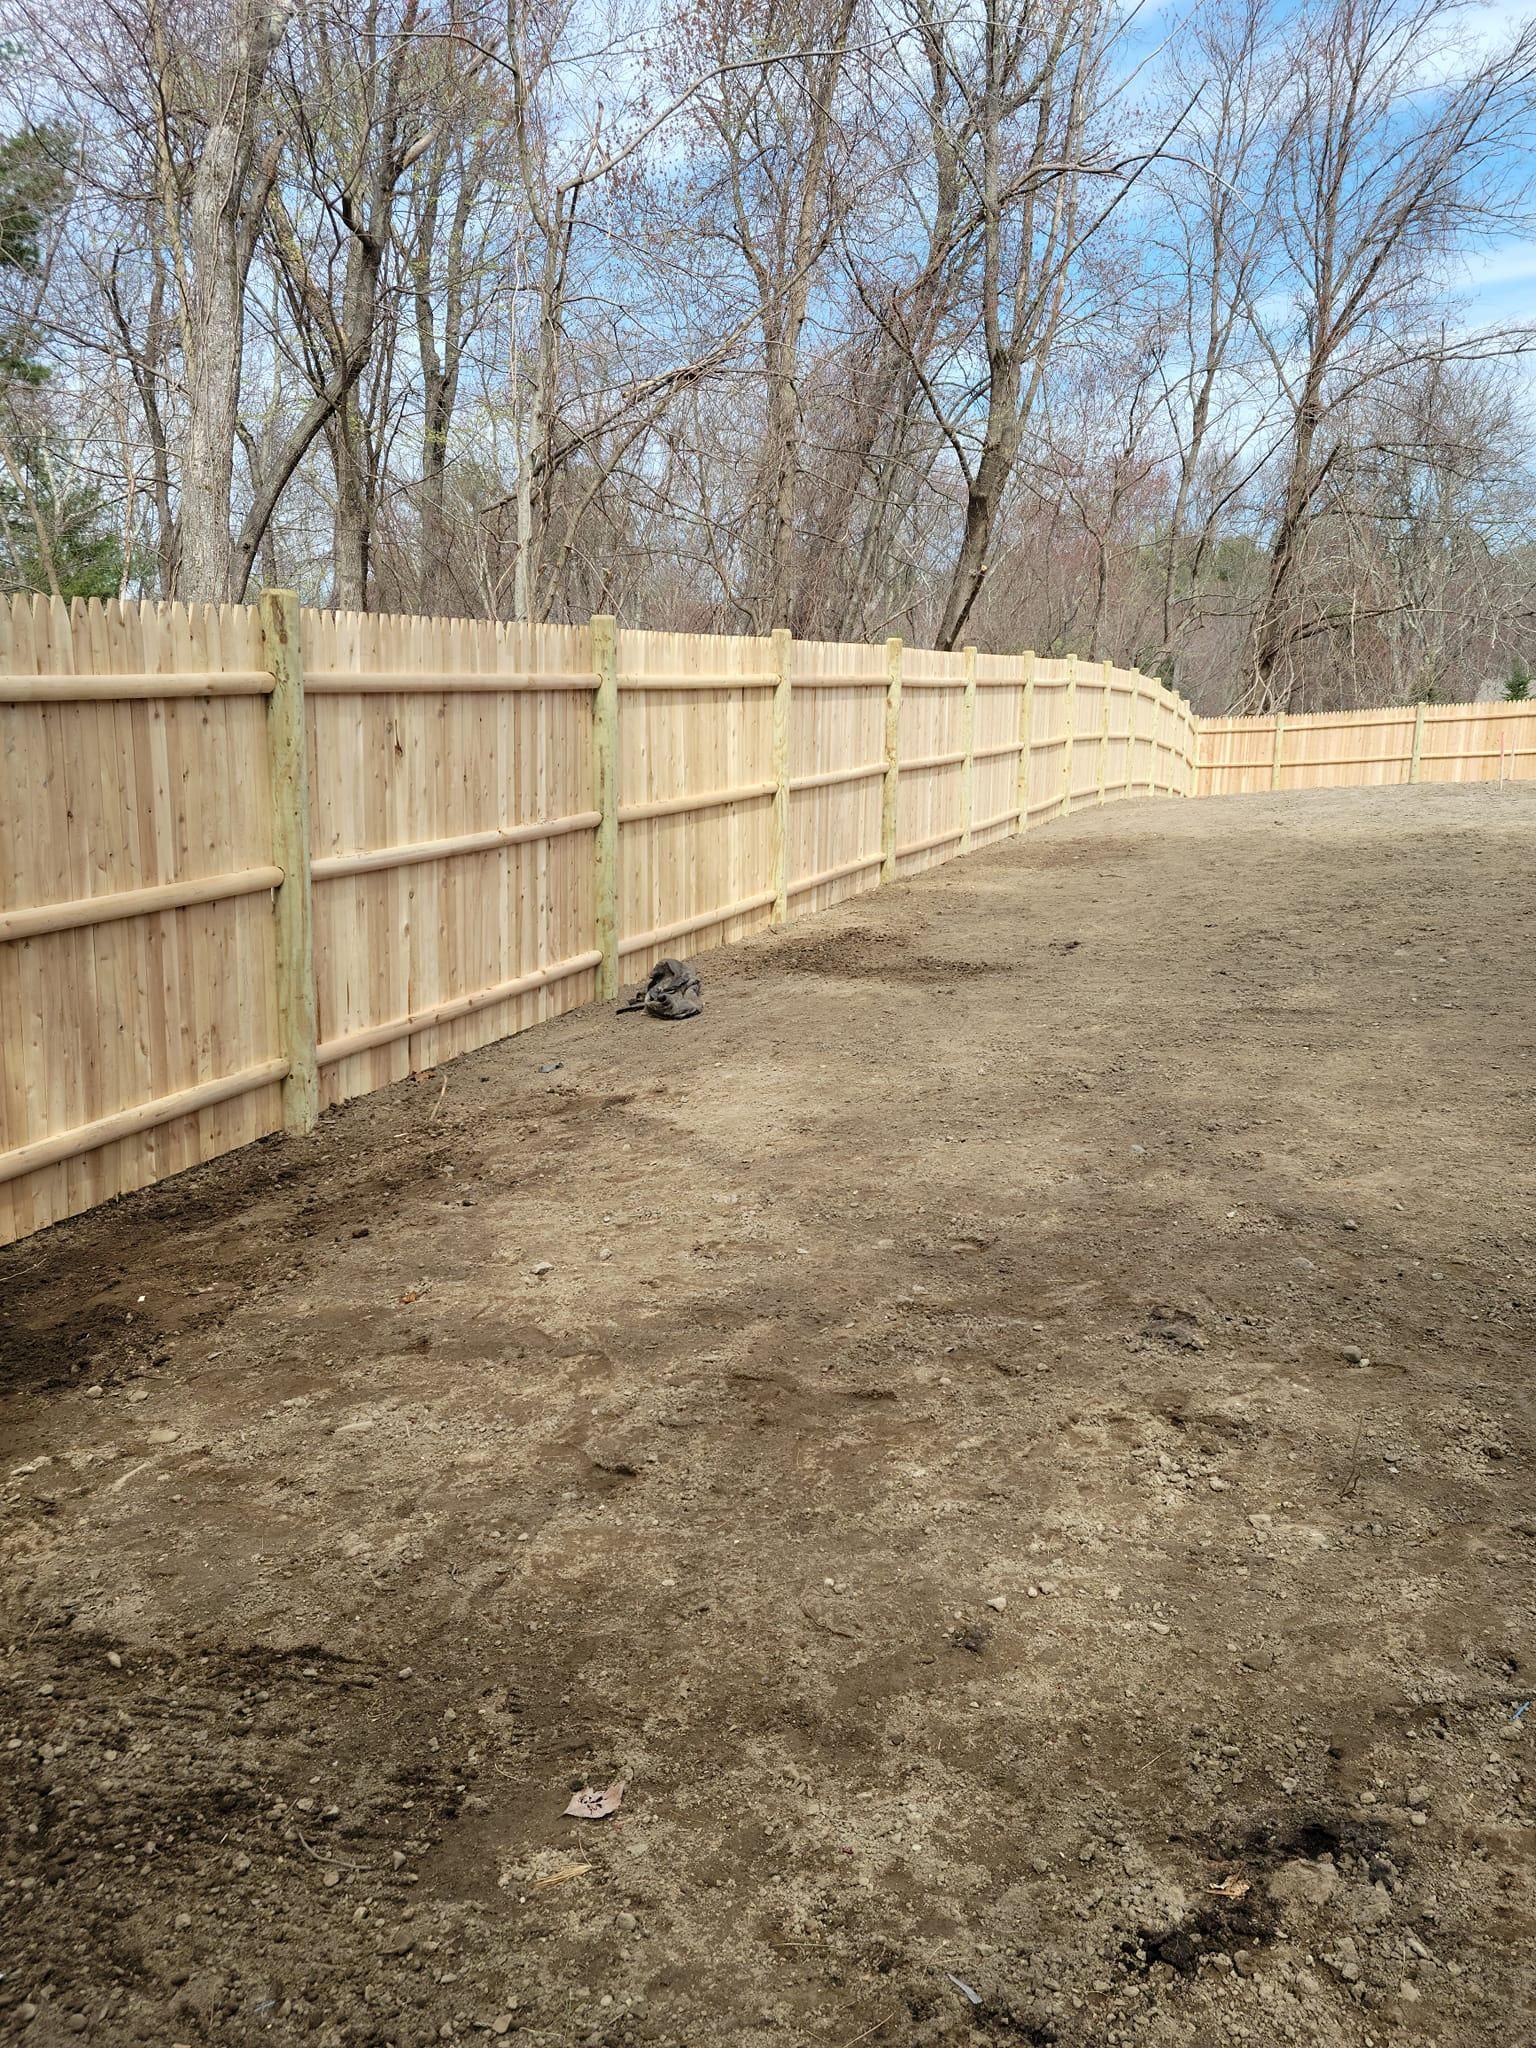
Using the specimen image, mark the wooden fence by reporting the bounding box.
[1,600,1197,1244]
[1196,700,1536,795]
[10,598,1528,1248]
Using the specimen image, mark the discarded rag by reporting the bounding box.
[617,957,703,1021]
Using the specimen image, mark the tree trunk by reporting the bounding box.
[176,1,282,600]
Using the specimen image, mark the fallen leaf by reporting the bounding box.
[533,1863,591,1888]
[398,1291,421,1305]
[563,1779,626,1821]
[1209,1875,1251,1899]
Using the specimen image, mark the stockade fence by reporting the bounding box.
[2,592,1529,1247]
[1197,700,1536,795]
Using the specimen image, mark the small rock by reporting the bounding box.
[491,2020,513,2038]
[146,1426,180,1445]
[175,1913,192,1930]
[1398,1981,1422,2005]
[531,1261,553,1277]
[323,1870,341,1888]
[1268,1859,1339,1909]
[616,1911,637,1933]
[397,1667,414,1680]
[233,1854,252,1875]
[1342,1345,1364,1364]
[106,1651,123,1670]
[1406,1784,1429,1810]
[85,1385,103,1399]
[1343,1219,1358,1231]
[1209,1476,1229,1492]
[986,1595,1007,1612]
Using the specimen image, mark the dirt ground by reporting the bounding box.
[3,783,1534,2048]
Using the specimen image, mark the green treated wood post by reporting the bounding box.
[770,627,792,923]
[1409,700,1426,783]
[1015,650,1037,832]
[591,615,619,1000]
[960,644,977,852]
[1061,655,1078,815]
[259,589,318,1136]
[881,636,903,881]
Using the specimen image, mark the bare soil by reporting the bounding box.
[3,784,1534,2048]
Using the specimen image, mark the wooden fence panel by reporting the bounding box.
[1068,665,1105,807]
[972,653,1025,847]
[788,636,887,916]
[1026,658,1072,825]
[1102,667,1136,799]
[0,596,282,1242]
[302,611,598,1110]
[895,648,968,873]
[616,628,777,981]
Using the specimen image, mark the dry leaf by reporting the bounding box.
[563,1779,626,1821]
[533,1863,591,1888]
[1208,1875,1251,1900]
[398,1291,421,1305]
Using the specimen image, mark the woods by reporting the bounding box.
[3,0,1534,709]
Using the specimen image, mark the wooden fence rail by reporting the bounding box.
[3,590,1523,1247]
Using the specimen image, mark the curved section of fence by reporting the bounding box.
[41,591,1517,1245]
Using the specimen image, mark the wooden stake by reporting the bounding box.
[881,636,902,881]
[770,626,792,922]
[591,614,619,999]
[1096,664,1111,803]
[1409,700,1426,783]
[1061,656,1077,814]
[259,589,318,1136]
[1016,649,1036,831]
[960,645,977,852]
[1270,712,1286,791]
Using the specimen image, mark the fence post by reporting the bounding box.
[881,636,903,881]
[1409,700,1426,784]
[259,589,318,1137]
[960,644,977,852]
[1061,655,1077,814]
[770,627,792,923]
[1016,649,1036,832]
[1270,712,1286,792]
[1096,663,1112,803]
[591,614,619,1000]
